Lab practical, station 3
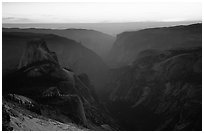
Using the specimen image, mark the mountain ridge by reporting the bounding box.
[108,23,202,67]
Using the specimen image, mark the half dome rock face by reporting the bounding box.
[4,39,76,96]
[18,39,59,69]
[16,39,72,81]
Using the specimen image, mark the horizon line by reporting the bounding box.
[2,20,202,24]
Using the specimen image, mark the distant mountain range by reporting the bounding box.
[3,21,201,35]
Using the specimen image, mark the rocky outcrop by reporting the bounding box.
[3,99,88,131]
[6,94,40,114]
[108,23,202,67]
[2,105,13,131]
[105,47,202,130]
[42,87,62,97]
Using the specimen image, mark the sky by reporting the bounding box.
[2,2,202,23]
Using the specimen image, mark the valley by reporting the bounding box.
[2,23,202,131]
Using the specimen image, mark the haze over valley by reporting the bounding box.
[2,1,202,131]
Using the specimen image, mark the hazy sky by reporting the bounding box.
[2,2,202,23]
